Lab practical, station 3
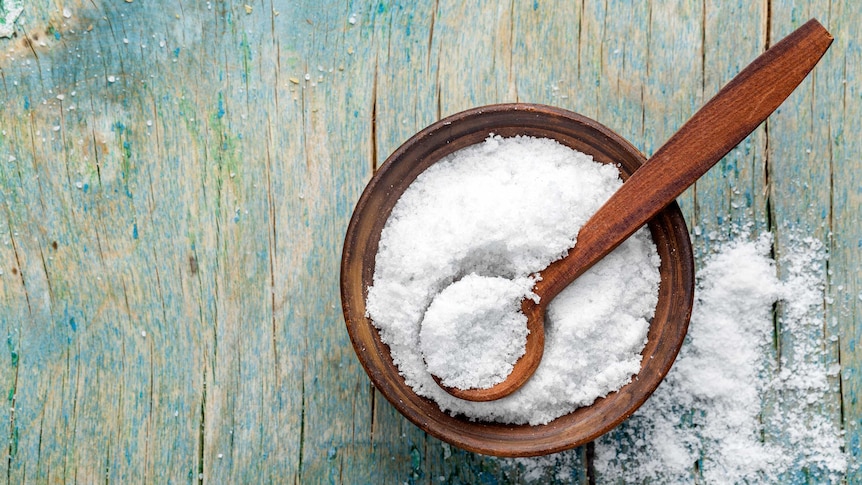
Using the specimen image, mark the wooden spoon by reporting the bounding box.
[440,18,833,402]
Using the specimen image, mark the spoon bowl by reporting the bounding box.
[341,104,695,456]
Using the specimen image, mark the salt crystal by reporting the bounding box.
[63,8,72,18]
[107,75,116,83]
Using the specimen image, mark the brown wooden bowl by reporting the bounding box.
[340,103,695,457]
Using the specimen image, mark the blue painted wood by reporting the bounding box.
[0,0,857,482]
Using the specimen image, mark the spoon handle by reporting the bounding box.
[535,18,833,302]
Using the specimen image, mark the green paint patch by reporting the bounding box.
[0,0,24,38]
[112,121,136,197]
[409,446,423,482]
[6,335,17,367]
[208,94,242,187]
[177,96,201,138]
[240,33,252,82]
[47,24,60,40]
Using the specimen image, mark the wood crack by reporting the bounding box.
[197,367,207,483]
[370,54,378,173]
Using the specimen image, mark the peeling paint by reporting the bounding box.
[0,0,23,38]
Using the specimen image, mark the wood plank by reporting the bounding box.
[824,1,862,479]
[691,1,770,254]
[763,2,847,483]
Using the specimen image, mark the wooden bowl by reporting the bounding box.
[340,103,695,457]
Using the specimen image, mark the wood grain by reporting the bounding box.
[765,3,852,483]
[0,0,857,482]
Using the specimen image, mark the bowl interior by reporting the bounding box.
[341,103,694,457]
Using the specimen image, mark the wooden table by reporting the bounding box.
[0,1,857,482]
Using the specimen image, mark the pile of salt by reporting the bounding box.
[366,135,661,425]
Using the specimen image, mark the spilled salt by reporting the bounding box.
[501,235,847,482]
[366,135,660,425]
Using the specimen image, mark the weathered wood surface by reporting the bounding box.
[0,0,857,483]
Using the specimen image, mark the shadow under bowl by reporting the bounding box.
[340,103,695,457]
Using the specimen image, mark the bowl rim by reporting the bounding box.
[341,103,695,457]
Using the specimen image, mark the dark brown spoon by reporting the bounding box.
[442,18,833,402]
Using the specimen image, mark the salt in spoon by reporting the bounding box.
[435,18,833,402]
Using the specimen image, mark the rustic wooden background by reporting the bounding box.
[0,0,858,483]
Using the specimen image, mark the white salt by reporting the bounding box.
[588,234,846,483]
[420,274,537,390]
[498,235,847,481]
[366,135,660,425]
